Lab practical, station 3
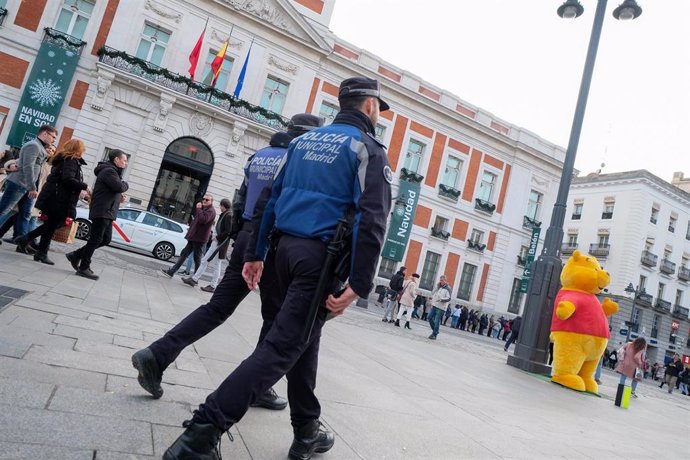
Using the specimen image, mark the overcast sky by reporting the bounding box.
[329,0,689,182]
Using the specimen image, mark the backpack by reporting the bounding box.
[389,273,404,292]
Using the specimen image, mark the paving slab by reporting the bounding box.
[0,376,55,409]
[0,441,94,460]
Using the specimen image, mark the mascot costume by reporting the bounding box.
[550,250,618,394]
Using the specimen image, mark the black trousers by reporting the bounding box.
[149,230,280,370]
[72,217,112,269]
[168,240,204,273]
[23,215,62,254]
[504,331,519,350]
[193,235,329,431]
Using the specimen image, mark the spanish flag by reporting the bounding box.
[210,41,228,88]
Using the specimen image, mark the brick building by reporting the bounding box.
[0,0,567,315]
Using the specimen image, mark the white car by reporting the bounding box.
[75,207,189,261]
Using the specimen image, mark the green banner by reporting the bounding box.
[381,180,421,262]
[520,227,542,293]
[6,38,81,146]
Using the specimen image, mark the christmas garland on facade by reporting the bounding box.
[43,28,87,51]
[97,46,288,127]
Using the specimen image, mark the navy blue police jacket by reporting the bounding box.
[251,109,392,298]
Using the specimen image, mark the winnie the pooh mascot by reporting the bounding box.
[550,250,618,394]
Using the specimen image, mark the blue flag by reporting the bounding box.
[233,43,252,99]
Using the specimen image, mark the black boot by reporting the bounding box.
[288,420,335,460]
[65,252,80,271]
[250,387,288,410]
[131,348,164,398]
[394,319,400,327]
[33,252,55,265]
[405,321,411,329]
[14,236,33,254]
[163,420,224,460]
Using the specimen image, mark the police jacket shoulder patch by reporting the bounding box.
[383,165,393,184]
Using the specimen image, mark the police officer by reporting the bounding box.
[131,113,323,410]
[163,77,392,460]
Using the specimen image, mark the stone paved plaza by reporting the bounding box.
[0,241,688,459]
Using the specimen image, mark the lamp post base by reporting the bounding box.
[506,354,552,376]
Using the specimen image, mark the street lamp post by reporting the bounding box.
[624,282,641,343]
[507,0,642,375]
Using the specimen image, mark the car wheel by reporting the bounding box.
[153,242,175,261]
[75,219,91,240]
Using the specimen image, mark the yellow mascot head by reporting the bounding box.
[560,250,611,294]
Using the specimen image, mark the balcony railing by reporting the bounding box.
[474,198,496,215]
[0,7,7,26]
[601,211,613,219]
[399,167,424,184]
[678,266,690,282]
[637,292,653,307]
[438,183,461,201]
[571,213,582,220]
[640,250,658,267]
[669,225,675,233]
[561,243,578,255]
[517,255,527,267]
[660,258,676,275]
[430,227,450,240]
[673,305,689,319]
[523,215,541,230]
[97,46,289,130]
[467,239,486,252]
[589,243,610,257]
[654,298,672,313]
[650,216,657,224]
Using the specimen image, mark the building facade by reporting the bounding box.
[564,170,690,364]
[0,0,567,315]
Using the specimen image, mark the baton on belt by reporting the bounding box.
[205,236,231,262]
[302,218,350,343]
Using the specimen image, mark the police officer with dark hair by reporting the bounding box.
[163,77,392,460]
[131,113,322,410]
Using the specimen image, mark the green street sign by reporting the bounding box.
[6,36,81,146]
[520,227,542,293]
[381,180,421,262]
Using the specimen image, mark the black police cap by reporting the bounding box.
[287,113,324,134]
[338,77,390,112]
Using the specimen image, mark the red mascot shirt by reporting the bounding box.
[550,290,610,339]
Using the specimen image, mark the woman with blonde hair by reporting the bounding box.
[16,139,89,264]
[615,337,646,398]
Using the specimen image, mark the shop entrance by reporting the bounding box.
[148,137,214,224]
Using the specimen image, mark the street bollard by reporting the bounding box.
[614,383,631,409]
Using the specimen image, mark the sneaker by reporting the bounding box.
[250,387,288,410]
[131,348,164,399]
[428,334,437,340]
[177,269,190,275]
[200,285,215,293]
[182,276,197,287]
[76,267,99,280]
[161,268,173,278]
[631,392,638,398]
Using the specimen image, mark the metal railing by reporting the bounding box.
[672,305,689,318]
[660,258,676,275]
[589,243,610,257]
[474,198,496,214]
[678,266,690,282]
[561,243,578,255]
[654,298,671,313]
[640,250,658,267]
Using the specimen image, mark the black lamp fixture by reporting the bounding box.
[612,0,643,20]
[557,0,585,19]
[624,282,635,294]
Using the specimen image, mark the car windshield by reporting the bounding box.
[117,209,141,221]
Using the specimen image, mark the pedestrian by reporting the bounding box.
[131,113,321,413]
[615,337,646,398]
[427,276,452,340]
[0,125,57,241]
[660,354,683,393]
[459,305,468,330]
[679,368,690,395]
[382,266,406,323]
[478,313,488,335]
[450,304,461,328]
[15,139,89,264]
[421,297,430,321]
[395,273,419,329]
[161,77,391,459]
[182,197,233,292]
[608,348,618,370]
[502,319,511,341]
[442,305,452,326]
[503,316,522,352]
[412,294,424,319]
[161,194,216,277]
[651,362,659,381]
[491,316,503,338]
[65,149,128,280]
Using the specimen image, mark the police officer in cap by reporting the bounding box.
[131,113,323,410]
[162,77,392,460]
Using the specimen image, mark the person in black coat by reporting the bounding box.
[16,139,89,264]
[504,315,522,352]
[67,149,129,280]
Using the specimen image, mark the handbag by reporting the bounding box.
[52,219,78,244]
[617,345,626,361]
[634,368,643,380]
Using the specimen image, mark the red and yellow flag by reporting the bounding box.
[210,41,228,88]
